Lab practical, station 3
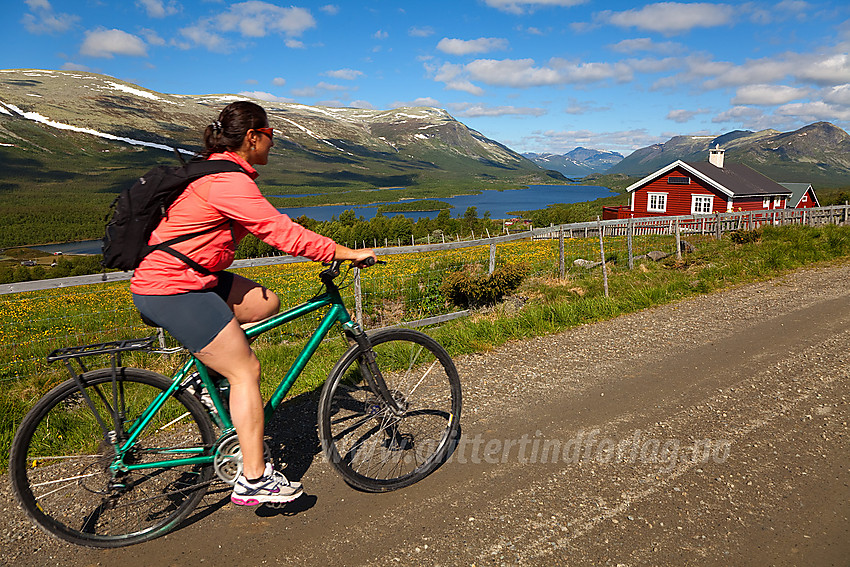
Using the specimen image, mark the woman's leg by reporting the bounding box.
[193,318,267,480]
[225,274,280,324]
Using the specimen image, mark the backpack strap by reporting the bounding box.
[144,221,230,276]
[144,160,248,275]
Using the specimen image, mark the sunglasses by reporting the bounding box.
[254,127,274,139]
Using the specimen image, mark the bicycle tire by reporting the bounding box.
[318,328,461,492]
[9,367,216,548]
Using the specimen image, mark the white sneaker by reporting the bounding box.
[230,462,303,506]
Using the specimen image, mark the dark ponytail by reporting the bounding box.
[202,101,268,157]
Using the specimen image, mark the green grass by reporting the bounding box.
[3,224,850,472]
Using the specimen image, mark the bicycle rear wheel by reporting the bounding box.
[319,328,461,492]
[9,368,216,547]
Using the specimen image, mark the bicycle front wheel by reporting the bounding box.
[319,328,461,492]
[9,367,216,548]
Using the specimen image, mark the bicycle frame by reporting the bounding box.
[114,271,358,473]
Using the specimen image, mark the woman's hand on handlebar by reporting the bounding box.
[334,244,377,269]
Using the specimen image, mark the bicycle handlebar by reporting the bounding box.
[319,257,385,284]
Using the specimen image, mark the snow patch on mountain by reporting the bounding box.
[0,99,191,154]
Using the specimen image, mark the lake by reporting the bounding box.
[277,184,612,222]
[33,184,612,255]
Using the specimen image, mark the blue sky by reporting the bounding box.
[3,0,850,156]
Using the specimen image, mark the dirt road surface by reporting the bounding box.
[2,262,849,566]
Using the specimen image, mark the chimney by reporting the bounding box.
[709,144,725,168]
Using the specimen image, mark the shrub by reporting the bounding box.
[440,262,529,308]
[729,228,762,244]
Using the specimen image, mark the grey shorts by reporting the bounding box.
[132,272,235,352]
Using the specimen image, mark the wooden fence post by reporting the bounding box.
[597,217,609,298]
[488,243,497,274]
[675,219,682,262]
[353,268,363,326]
[627,218,634,270]
[715,212,722,239]
[559,227,565,279]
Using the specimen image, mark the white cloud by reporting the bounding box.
[373,30,388,40]
[409,26,434,38]
[316,81,347,92]
[219,3,315,38]
[320,5,339,15]
[272,77,286,86]
[22,0,79,34]
[776,101,850,121]
[599,3,736,35]
[712,105,766,124]
[324,68,364,80]
[667,108,710,123]
[465,59,564,86]
[429,56,634,93]
[291,86,316,97]
[238,90,293,103]
[61,62,91,72]
[823,84,850,106]
[447,102,546,117]
[795,53,850,86]
[564,98,610,114]
[521,128,666,154]
[179,25,226,52]
[391,97,441,108]
[136,0,179,18]
[694,51,850,90]
[444,81,486,95]
[609,37,683,55]
[140,28,167,47]
[484,0,587,16]
[80,29,148,58]
[180,2,316,51]
[732,84,810,105]
[437,37,509,56]
[465,58,631,87]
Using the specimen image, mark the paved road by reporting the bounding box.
[3,262,849,566]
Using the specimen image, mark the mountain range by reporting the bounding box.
[523,148,624,178]
[608,122,850,186]
[0,69,562,203]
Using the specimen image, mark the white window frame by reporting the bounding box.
[647,192,667,213]
[763,196,770,208]
[691,194,713,214]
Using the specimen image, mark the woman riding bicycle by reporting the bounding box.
[130,101,376,506]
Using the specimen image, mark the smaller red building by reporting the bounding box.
[780,183,820,208]
[604,147,802,220]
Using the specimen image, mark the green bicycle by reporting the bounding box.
[9,260,462,548]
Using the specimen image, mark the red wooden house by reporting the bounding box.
[603,147,796,219]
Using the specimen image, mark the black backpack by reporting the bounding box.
[102,158,247,274]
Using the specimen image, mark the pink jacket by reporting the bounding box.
[130,152,336,295]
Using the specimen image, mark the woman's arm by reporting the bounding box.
[334,244,377,268]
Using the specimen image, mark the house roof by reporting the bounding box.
[626,160,792,198]
[780,182,820,207]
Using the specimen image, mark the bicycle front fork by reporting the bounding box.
[342,322,404,415]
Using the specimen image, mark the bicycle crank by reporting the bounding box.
[212,433,272,485]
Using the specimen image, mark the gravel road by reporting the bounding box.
[2,261,849,566]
